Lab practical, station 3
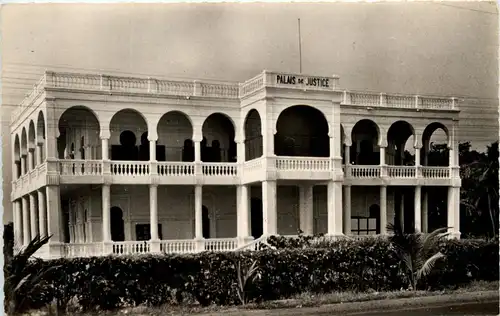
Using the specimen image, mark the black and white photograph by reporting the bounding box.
[1,2,499,315]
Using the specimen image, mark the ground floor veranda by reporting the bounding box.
[13,183,460,259]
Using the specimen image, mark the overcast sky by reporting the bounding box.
[0,2,498,223]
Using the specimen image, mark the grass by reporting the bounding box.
[28,280,498,316]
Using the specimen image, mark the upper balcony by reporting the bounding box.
[11,70,457,127]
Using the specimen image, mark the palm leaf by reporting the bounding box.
[416,252,445,282]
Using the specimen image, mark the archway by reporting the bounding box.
[157,111,193,162]
[275,105,329,157]
[244,109,263,161]
[36,111,46,163]
[109,109,147,161]
[250,198,263,239]
[202,205,210,238]
[202,113,236,162]
[28,120,36,168]
[422,122,449,166]
[21,128,28,174]
[58,106,100,160]
[110,206,125,242]
[14,134,21,178]
[351,119,380,165]
[387,121,415,166]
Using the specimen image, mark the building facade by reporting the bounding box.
[10,70,461,259]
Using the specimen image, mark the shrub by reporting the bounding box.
[14,236,498,313]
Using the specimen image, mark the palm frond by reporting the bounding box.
[416,252,445,282]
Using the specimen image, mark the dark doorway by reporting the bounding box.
[202,205,210,238]
[369,204,381,234]
[251,198,263,239]
[110,206,125,242]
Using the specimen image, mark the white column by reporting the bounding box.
[22,196,30,245]
[447,186,461,238]
[37,190,47,237]
[102,185,111,242]
[343,185,351,235]
[46,186,62,242]
[149,140,156,161]
[327,181,343,236]
[36,143,44,165]
[345,145,351,165]
[299,184,314,235]
[380,186,387,234]
[422,189,428,233]
[414,186,422,232]
[28,148,35,170]
[379,146,386,165]
[262,180,277,236]
[149,185,159,240]
[14,200,23,247]
[194,185,203,239]
[101,137,109,160]
[194,141,201,162]
[237,185,250,241]
[415,146,421,166]
[29,193,38,239]
[21,154,27,174]
[237,141,245,163]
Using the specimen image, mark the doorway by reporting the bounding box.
[250,198,263,239]
[110,206,125,242]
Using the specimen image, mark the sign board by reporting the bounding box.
[275,74,331,89]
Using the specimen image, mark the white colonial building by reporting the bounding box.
[10,70,461,259]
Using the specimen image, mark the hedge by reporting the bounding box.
[12,237,499,313]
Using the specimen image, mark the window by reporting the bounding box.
[351,216,377,235]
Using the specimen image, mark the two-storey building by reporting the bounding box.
[10,70,461,259]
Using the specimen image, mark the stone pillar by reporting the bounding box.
[262,180,277,236]
[149,184,160,252]
[379,146,386,165]
[22,196,30,245]
[102,185,111,242]
[29,193,38,239]
[414,186,422,232]
[422,189,428,233]
[345,145,351,165]
[14,200,23,247]
[299,184,314,235]
[46,185,63,258]
[37,190,47,237]
[237,184,251,245]
[194,185,203,239]
[149,140,157,161]
[21,154,27,175]
[327,180,343,236]
[194,140,201,162]
[447,186,461,239]
[28,148,35,170]
[380,186,387,234]
[101,137,109,160]
[37,143,44,165]
[343,185,351,235]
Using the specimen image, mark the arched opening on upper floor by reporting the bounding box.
[28,120,36,168]
[422,122,450,166]
[58,106,100,160]
[14,134,21,178]
[201,113,236,162]
[244,109,263,161]
[21,128,28,174]
[110,109,147,161]
[157,111,194,162]
[274,105,329,157]
[37,111,46,162]
[351,119,380,165]
[387,121,415,166]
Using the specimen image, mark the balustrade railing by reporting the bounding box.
[112,241,150,255]
[157,162,195,176]
[160,239,196,254]
[110,161,150,176]
[204,238,238,251]
[343,90,456,110]
[59,159,103,176]
[386,166,416,178]
[421,166,450,178]
[202,163,238,176]
[348,165,381,178]
[274,156,331,171]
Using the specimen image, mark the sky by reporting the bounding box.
[1,2,498,223]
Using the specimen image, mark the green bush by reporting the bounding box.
[14,237,498,313]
